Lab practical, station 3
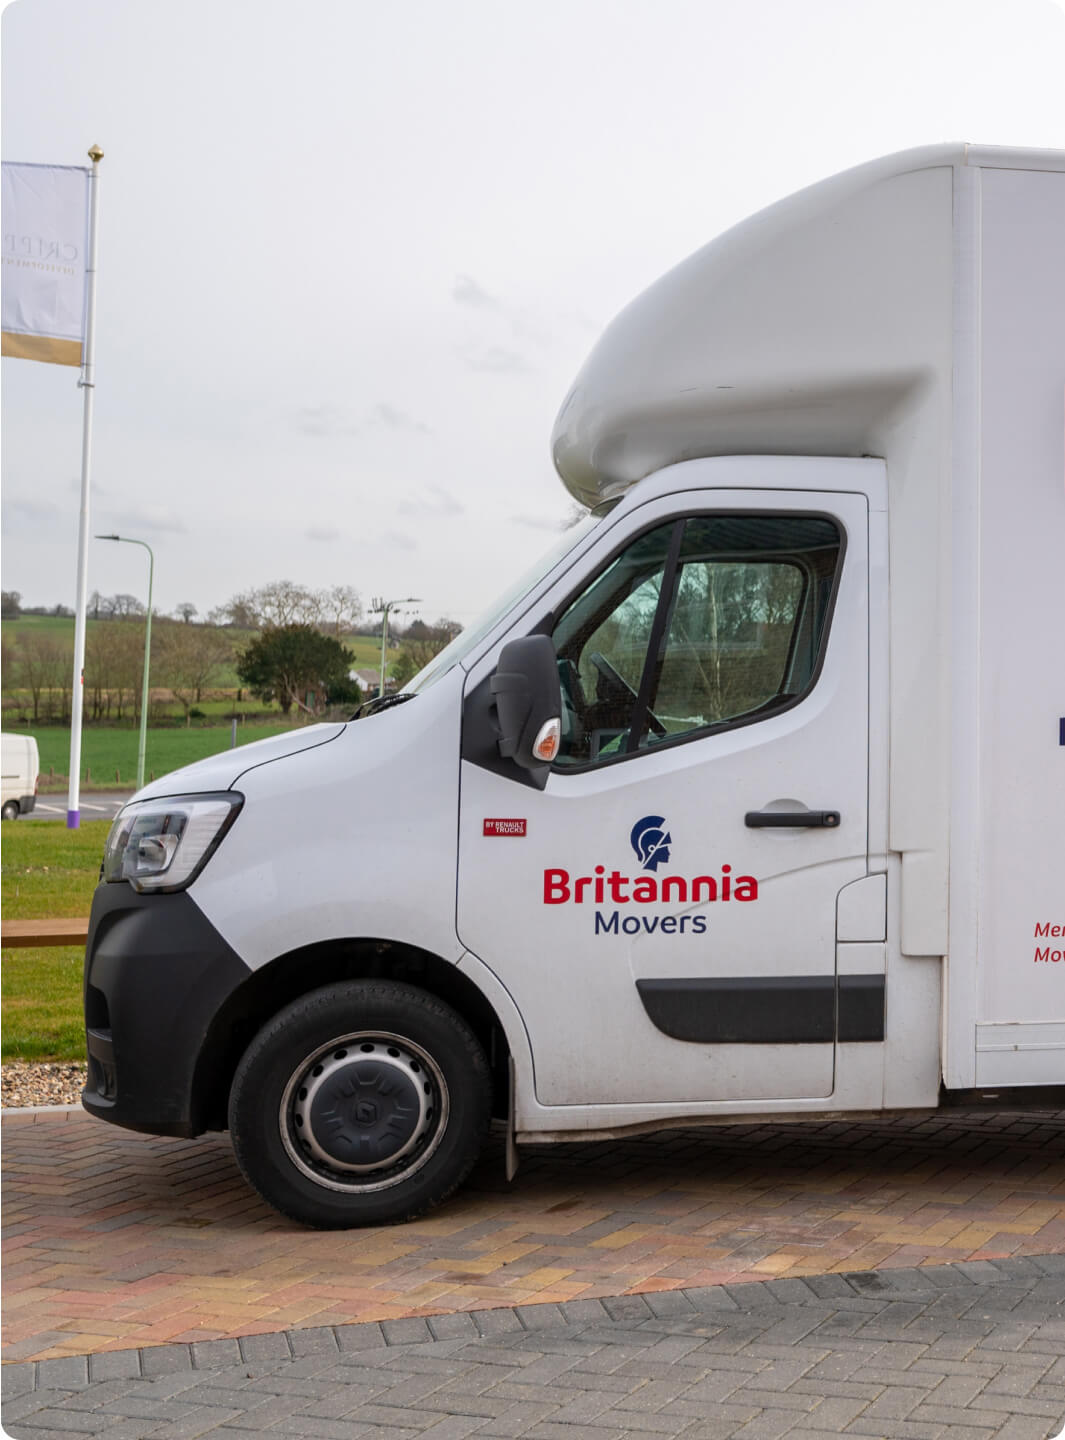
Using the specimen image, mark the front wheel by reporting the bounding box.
[1,800,20,821]
[228,980,492,1227]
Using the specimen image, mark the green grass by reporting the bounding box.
[31,722,303,790]
[2,820,110,1062]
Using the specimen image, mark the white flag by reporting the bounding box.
[2,161,90,367]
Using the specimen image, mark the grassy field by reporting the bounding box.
[2,821,110,1062]
[31,721,302,790]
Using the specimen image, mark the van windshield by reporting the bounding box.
[403,506,614,695]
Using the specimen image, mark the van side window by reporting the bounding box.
[551,522,677,766]
[552,513,842,769]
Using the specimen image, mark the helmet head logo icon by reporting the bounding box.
[630,815,672,871]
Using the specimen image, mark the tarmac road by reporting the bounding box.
[18,792,131,823]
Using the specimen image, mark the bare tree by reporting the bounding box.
[211,593,261,629]
[217,581,364,636]
[175,602,198,624]
[0,633,25,720]
[112,593,146,619]
[155,621,233,723]
[85,621,144,720]
[319,585,363,636]
[15,631,71,722]
[256,580,319,628]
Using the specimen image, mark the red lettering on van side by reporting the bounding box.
[544,869,570,903]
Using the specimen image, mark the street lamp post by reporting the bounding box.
[372,596,420,700]
[96,534,154,791]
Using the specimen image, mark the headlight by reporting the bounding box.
[102,792,243,893]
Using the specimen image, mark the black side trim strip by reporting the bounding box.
[635,974,885,1045]
[837,974,887,1043]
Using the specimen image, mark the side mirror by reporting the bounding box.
[490,635,562,784]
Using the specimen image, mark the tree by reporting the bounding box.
[1,590,22,619]
[85,621,144,720]
[15,631,71,722]
[175,602,198,624]
[390,619,462,689]
[319,585,363,637]
[216,581,363,636]
[0,633,22,719]
[155,621,233,723]
[237,625,354,716]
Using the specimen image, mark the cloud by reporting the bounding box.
[461,344,532,375]
[295,404,362,437]
[1,497,64,535]
[294,402,430,437]
[511,512,569,532]
[452,274,499,309]
[368,403,430,434]
[398,484,464,517]
[305,525,341,542]
[381,530,418,551]
[110,509,188,535]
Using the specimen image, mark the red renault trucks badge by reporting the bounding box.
[483,818,527,837]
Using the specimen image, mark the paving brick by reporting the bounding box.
[381,1317,437,1346]
[87,1350,141,1382]
[35,1355,90,1391]
[286,1326,340,1357]
[427,1313,481,1342]
[471,1309,526,1338]
[139,1344,194,1376]
[189,1338,242,1369]
[2,1362,38,1398]
[11,1406,136,1432]
[2,1389,71,1424]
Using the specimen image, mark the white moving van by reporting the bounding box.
[1,732,39,820]
[84,144,1064,1227]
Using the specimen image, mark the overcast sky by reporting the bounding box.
[3,0,1064,625]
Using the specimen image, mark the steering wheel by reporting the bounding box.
[589,652,667,737]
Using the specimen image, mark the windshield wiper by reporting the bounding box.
[351,692,416,721]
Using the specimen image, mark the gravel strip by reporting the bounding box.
[2,1061,87,1108]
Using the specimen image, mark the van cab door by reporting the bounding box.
[457,481,872,1108]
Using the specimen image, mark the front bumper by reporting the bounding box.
[82,882,252,1136]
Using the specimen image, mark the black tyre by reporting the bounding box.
[2,800,19,821]
[228,980,491,1228]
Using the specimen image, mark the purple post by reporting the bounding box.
[67,810,80,829]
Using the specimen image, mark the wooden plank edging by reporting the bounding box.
[2,918,90,949]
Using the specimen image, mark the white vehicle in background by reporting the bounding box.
[83,144,1065,1228]
[1,732,39,820]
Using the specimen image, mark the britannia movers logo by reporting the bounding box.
[542,814,759,935]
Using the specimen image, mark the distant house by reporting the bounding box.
[350,669,380,694]
[350,668,397,697]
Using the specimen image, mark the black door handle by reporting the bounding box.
[745,810,841,828]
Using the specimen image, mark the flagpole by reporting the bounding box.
[67,144,104,830]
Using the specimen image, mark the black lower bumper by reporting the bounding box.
[82,882,252,1136]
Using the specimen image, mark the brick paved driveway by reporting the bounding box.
[4,1108,1063,1366]
[4,1259,1064,1439]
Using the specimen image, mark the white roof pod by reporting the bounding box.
[551,142,1059,506]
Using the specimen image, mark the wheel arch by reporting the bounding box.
[191,938,511,1132]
